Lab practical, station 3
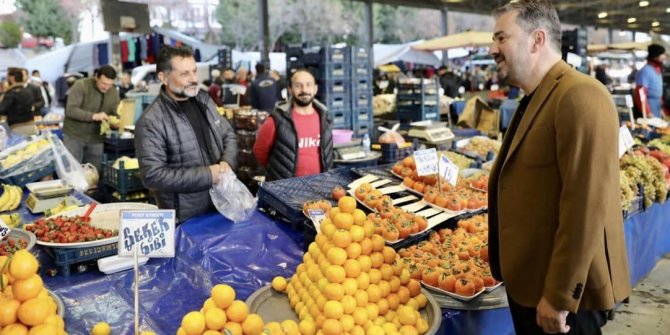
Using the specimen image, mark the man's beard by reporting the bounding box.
[168,79,199,99]
[294,94,314,107]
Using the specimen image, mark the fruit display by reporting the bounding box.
[100,115,120,135]
[458,137,501,159]
[283,196,433,335]
[0,184,23,213]
[441,152,475,170]
[0,138,50,170]
[620,149,669,208]
[303,200,333,214]
[25,215,118,244]
[177,283,265,335]
[44,201,82,218]
[112,156,139,170]
[111,191,148,201]
[0,249,67,334]
[0,213,21,228]
[397,214,499,298]
[0,239,28,256]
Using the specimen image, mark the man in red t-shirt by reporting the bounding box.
[253,69,333,181]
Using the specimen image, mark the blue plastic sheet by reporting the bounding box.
[624,200,670,285]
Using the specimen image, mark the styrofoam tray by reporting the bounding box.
[422,282,486,301]
[98,254,150,274]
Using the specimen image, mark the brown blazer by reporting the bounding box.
[488,61,631,313]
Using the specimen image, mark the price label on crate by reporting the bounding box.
[439,154,459,186]
[118,210,175,257]
[413,148,438,176]
[0,219,9,240]
[619,125,635,158]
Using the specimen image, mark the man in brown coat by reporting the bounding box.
[487,1,631,334]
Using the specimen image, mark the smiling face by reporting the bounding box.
[289,71,318,107]
[490,10,535,87]
[160,56,198,100]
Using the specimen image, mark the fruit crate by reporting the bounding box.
[44,243,118,276]
[352,108,372,138]
[102,158,144,194]
[319,92,350,111]
[623,184,645,219]
[350,47,370,64]
[351,62,373,80]
[319,79,350,96]
[1,162,55,187]
[257,168,356,226]
[351,163,402,181]
[396,105,440,123]
[371,142,418,165]
[351,89,373,109]
[330,109,352,129]
[316,63,350,81]
[104,133,135,159]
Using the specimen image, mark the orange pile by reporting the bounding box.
[283,196,431,335]
[0,250,67,335]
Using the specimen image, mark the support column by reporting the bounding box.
[258,0,270,67]
[440,6,448,65]
[607,28,613,44]
[364,0,374,66]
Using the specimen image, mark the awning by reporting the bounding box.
[588,41,651,53]
[411,31,493,51]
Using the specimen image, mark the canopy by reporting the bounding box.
[588,41,651,54]
[411,31,493,51]
[373,40,441,67]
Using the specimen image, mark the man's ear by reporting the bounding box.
[158,72,168,86]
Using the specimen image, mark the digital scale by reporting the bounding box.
[334,138,367,161]
[25,180,79,213]
[407,121,455,144]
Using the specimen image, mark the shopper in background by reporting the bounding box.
[236,66,249,105]
[21,68,44,115]
[134,45,238,223]
[487,1,631,334]
[30,70,53,116]
[635,44,666,118]
[248,63,279,112]
[0,68,39,136]
[63,65,120,172]
[270,69,288,101]
[221,67,238,105]
[117,70,134,99]
[437,65,461,99]
[253,69,333,181]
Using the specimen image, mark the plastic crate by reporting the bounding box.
[351,163,401,180]
[44,243,118,276]
[1,162,55,187]
[330,109,352,129]
[257,168,355,225]
[316,63,350,81]
[352,78,372,92]
[236,130,257,151]
[371,142,417,165]
[319,45,351,64]
[351,89,373,109]
[351,62,373,79]
[104,133,135,152]
[102,158,144,194]
[397,106,440,122]
[351,108,372,138]
[319,92,350,110]
[319,79,350,95]
[350,47,369,63]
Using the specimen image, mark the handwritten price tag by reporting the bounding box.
[439,154,459,186]
[619,125,635,158]
[307,209,327,233]
[119,210,175,257]
[0,219,9,240]
[413,148,438,176]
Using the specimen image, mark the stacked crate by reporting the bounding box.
[233,108,268,190]
[349,47,373,138]
[396,78,440,123]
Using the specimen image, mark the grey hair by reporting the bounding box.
[493,0,562,53]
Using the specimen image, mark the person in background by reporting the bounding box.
[63,65,120,172]
[221,67,238,105]
[635,44,666,118]
[248,63,279,112]
[595,65,612,87]
[29,70,52,116]
[134,46,238,223]
[21,68,44,115]
[437,65,461,98]
[236,67,249,106]
[253,69,333,181]
[488,1,631,334]
[0,68,39,136]
[270,69,288,101]
[117,70,134,99]
[627,64,638,84]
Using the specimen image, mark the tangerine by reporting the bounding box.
[337,196,357,214]
[181,311,206,335]
[241,313,264,335]
[211,284,235,309]
[17,297,51,326]
[8,250,38,281]
[205,307,227,331]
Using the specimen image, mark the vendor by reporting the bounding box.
[635,44,666,118]
[253,69,333,181]
[134,46,238,223]
[0,68,39,136]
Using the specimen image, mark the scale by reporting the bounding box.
[408,121,455,144]
[334,138,367,161]
[25,180,78,213]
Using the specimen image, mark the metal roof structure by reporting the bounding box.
[353,0,670,36]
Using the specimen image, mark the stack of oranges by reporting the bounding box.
[282,196,431,335]
[0,250,67,335]
[177,284,265,335]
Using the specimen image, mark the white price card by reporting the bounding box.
[119,210,175,257]
[439,154,459,186]
[0,219,9,240]
[619,125,635,158]
[413,148,438,176]
[307,209,327,233]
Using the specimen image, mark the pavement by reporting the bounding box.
[602,254,670,335]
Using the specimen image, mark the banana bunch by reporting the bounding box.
[0,184,22,212]
[44,200,81,217]
[0,139,50,169]
[0,213,21,227]
[100,115,121,135]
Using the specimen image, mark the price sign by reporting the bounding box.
[307,209,327,233]
[0,219,9,240]
[619,125,635,158]
[119,210,175,257]
[413,148,438,176]
[439,154,459,186]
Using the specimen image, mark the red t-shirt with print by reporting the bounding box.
[253,108,322,177]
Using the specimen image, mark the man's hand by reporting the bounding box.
[219,161,231,173]
[210,161,232,184]
[91,112,109,122]
[536,296,571,334]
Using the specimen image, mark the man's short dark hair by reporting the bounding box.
[438,65,448,72]
[31,70,40,76]
[157,46,194,74]
[493,0,562,53]
[96,65,117,80]
[255,63,265,74]
[8,68,23,82]
[288,68,316,86]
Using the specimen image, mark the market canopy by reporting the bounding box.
[374,41,441,67]
[588,41,652,53]
[411,31,493,52]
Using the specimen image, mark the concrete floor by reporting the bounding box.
[602,254,670,335]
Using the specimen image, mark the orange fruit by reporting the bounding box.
[343,259,361,278]
[326,247,347,266]
[333,213,354,230]
[342,278,358,296]
[398,286,411,304]
[323,300,344,319]
[202,298,217,313]
[368,269,382,284]
[298,319,316,335]
[17,297,51,326]
[43,315,64,329]
[356,255,372,273]
[242,313,264,335]
[323,283,344,301]
[399,325,419,335]
[356,272,370,290]
[366,325,385,335]
[387,293,400,310]
[397,306,417,326]
[352,209,367,225]
[272,276,288,292]
[381,247,396,264]
[337,196,357,214]
[332,229,352,248]
[354,290,368,308]
[351,325,365,335]
[380,264,394,281]
[205,307,227,331]
[181,311,206,335]
[0,297,20,326]
[378,280,391,298]
[349,225,365,243]
[341,295,357,314]
[359,238,373,255]
[362,221,375,238]
[224,322,243,335]
[321,318,342,335]
[202,331,223,335]
[370,235,385,252]
[340,314,355,332]
[12,274,43,302]
[264,322,282,335]
[416,318,429,334]
[1,323,28,335]
[389,277,401,293]
[367,284,381,303]
[345,243,362,259]
[366,303,380,321]
[8,250,39,281]
[407,279,421,297]
[328,207,341,221]
[211,284,236,309]
[415,293,428,308]
[91,322,111,335]
[377,298,390,316]
[369,252,384,269]
[352,307,368,326]
[382,322,398,334]
[226,300,249,323]
[321,221,336,238]
[324,265,345,284]
[26,323,58,335]
[280,319,299,334]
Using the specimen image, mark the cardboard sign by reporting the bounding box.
[0,219,9,240]
[119,210,175,257]
[307,209,327,233]
[413,148,438,176]
[439,154,459,186]
[619,126,635,158]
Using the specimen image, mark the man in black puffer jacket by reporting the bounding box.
[0,68,38,136]
[135,46,238,223]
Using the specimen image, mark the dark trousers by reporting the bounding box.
[508,297,608,335]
